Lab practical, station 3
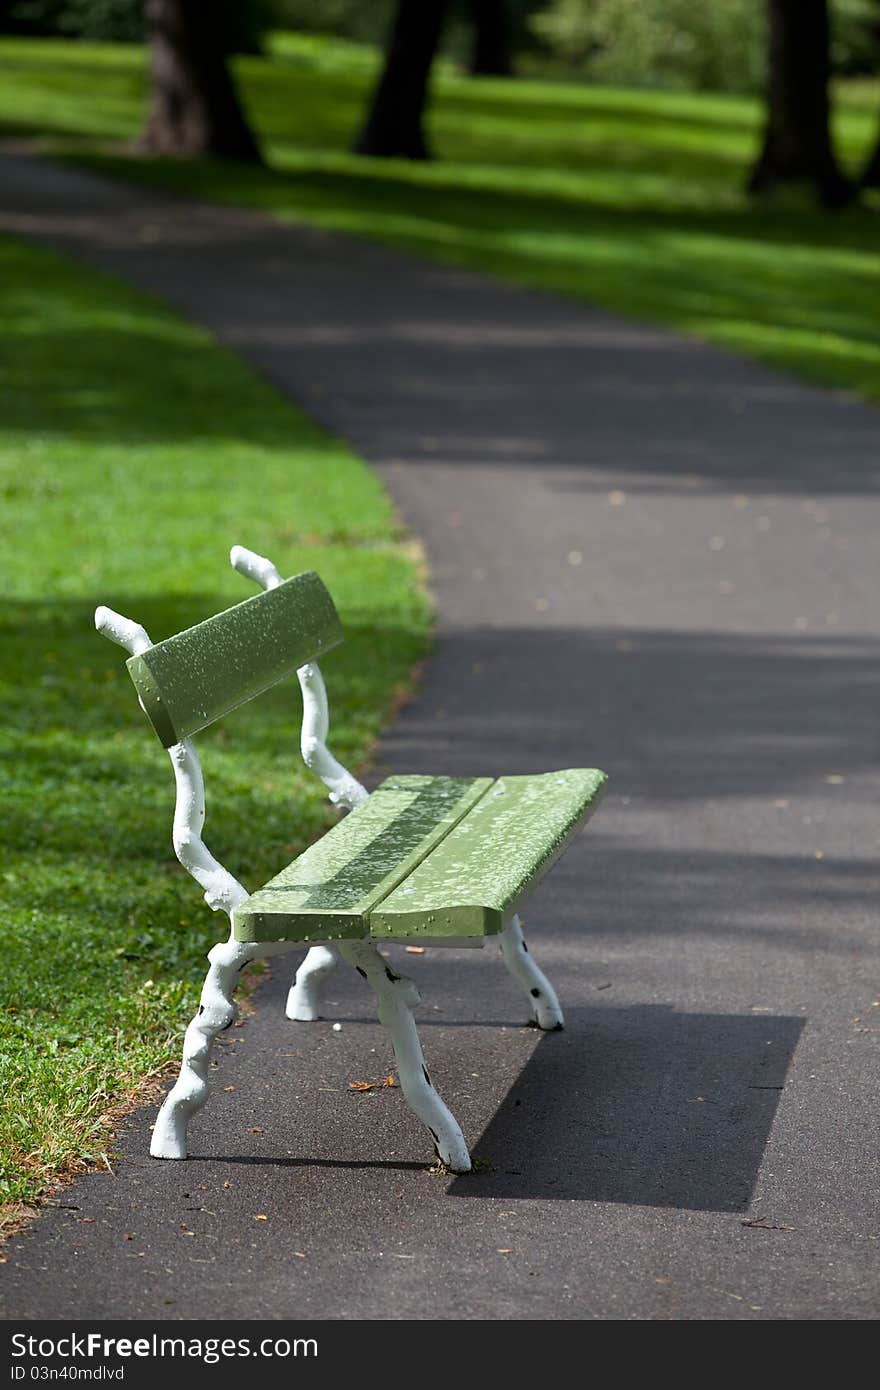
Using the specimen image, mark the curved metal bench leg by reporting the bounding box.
[340,940,471,1173]
[151,934,294,1160]
[286,944,339,1021]
[500,914,565,1030]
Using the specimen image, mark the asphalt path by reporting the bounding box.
[1,155,878,1320]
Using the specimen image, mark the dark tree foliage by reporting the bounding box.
[468,0,513,76]
[0,0,143,39]
[355,0,451,159]
[140,0,261,162]
[749,0,853,207]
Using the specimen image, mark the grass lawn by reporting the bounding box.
[0,33,878,400]
[0,233,429,1214]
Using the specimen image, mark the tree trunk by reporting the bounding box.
[140,0,261,163]
[748,0,852,207]
[355,0,451,159]
[468,0,514,77]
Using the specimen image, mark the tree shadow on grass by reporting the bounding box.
[0,288,328,452]
[0,591,420,883]
[449,1003,803,1210]
[437,85,764,142]
[4,149,879,493]
[71,160,879,491]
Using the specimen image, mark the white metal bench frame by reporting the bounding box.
[96,545,565,1173]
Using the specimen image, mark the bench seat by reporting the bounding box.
[232,768,606,944]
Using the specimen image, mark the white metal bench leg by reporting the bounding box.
[151,933,293,1160]
[339,940,471,1173]
[500,914,565,1030]
[285,944,339,1021]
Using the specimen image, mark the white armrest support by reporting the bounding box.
[95,605,153,657]
[168,741,249,915]
[299,664,368,810]
[230,543,368,812]
[96,601,247,917]
[229,545,282,592]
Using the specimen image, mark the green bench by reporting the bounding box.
[96,547,606,1173]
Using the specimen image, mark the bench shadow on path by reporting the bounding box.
[201,1003,804,1213]
[449,1004,804,1211]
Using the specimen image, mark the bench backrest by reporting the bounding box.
[125,571,343,748]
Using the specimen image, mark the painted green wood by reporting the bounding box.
[370,768,607,939]
[126,572,342,747]
[232,775,493,942]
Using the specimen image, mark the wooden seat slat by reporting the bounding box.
[371,768,607,939]
[232,775,492,943]
[233,768,606,945]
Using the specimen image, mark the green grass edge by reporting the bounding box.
[0,230,431,1213]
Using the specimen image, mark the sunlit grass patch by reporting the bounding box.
[0,234,429,1207]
